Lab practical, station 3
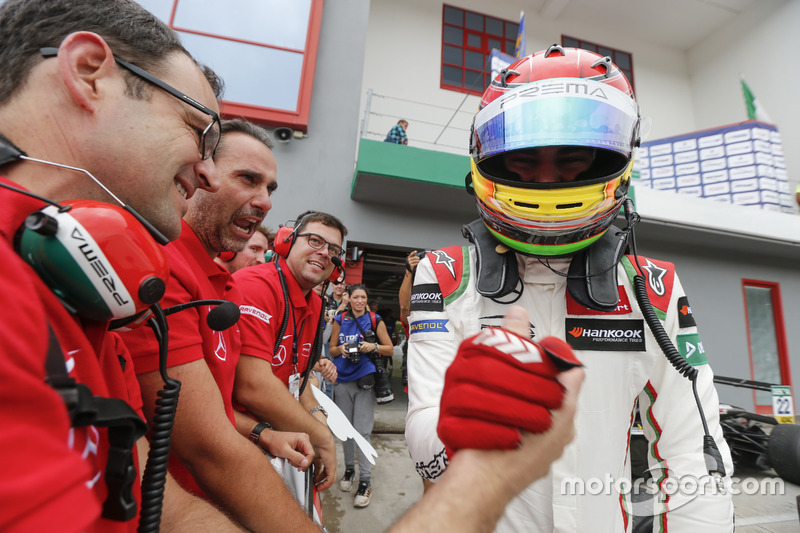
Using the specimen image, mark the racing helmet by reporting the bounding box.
[469,44,641,257]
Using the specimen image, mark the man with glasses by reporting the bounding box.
[0,0,234,530]
[234,211,348,516]
[119,119,329,532]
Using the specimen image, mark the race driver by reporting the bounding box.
[405,45,734,532]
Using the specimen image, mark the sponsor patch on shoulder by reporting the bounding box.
[409,318,454,341]
[676,296,696,329]
[677,333,708,366]
[565,318,645,351]
[239,305,271,324]
[410,283,444,312]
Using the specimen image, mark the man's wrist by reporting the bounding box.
[309,405,328,418]
[249,421,272,445]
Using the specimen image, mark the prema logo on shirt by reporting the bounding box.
[565,318,645,351]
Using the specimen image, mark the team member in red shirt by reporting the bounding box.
[234,211,346,493]
[0,0,243,530]
[120,119,322,532]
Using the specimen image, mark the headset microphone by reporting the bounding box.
[111,299,241,332]
[205,301,240,331]
[161,299,240,331]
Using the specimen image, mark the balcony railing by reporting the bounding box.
[359,89,477,156]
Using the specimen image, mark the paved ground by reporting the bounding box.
[319,349,800,532]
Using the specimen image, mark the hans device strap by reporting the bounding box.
[566,229,627,312]
[461,219,519,299]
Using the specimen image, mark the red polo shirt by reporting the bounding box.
[0,177,143,532]
[234,258,322,386]
[120,220,241,497]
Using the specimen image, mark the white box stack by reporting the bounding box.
[632,121,791,212]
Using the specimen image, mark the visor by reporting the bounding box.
[472,78,639,162]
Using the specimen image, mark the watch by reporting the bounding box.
[308,405,328,417]
[249,421,271,445]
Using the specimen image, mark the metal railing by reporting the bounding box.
[360,89,476,156]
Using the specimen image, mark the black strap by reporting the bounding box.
[44,324,147,521]
[566,229,627,312]
[297,302,326,398]
[461,219,519,299]
[349,310,378,339]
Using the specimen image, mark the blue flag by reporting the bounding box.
[514,11,525,58]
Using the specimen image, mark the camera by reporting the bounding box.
[367,352,394,404]
[345,343,361,365]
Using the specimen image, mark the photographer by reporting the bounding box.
[329,283,393,508]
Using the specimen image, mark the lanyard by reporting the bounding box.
[276,260,305,373]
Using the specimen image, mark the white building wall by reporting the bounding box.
[689,0,800,197]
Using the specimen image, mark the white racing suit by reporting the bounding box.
[405,245,734,532]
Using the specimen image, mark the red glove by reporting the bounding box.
[437,328,582,457]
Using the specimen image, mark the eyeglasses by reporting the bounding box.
[297,233,344,258]
[40,47,221,160]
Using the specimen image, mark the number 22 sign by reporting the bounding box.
[771,385,795,424]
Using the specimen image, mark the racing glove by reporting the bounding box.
[437,327,582,456]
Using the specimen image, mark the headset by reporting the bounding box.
[273,213,344,283]
[1,134,170,323]
[0,134,176,526]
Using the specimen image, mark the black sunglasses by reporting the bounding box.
[40,47,221,160]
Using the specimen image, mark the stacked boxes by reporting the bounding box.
[633,121,791,212]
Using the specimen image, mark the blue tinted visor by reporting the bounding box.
[472,78,640,162]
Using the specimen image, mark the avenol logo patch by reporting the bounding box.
[410,319,450,335]
[410,284,443,312]
[677,296,696,329]
[565,318,645,351]
[566,285,633,315]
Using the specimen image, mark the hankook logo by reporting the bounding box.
[565,318,645,351]
[410,284,444,312]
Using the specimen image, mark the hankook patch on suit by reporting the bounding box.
[410,284,443,312]
[565,318,645,351]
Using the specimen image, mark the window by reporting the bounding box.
[562,36,634,90]
[441,5,518,94]
[742,280,791,413]
[137,0,323,131]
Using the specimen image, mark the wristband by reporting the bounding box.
[249,421,272,445]
[309,405,328,417]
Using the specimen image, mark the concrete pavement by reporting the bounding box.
[320,348,422,533]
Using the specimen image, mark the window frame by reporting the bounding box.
[741,279,792,414]
[561,35,635,91]
[166,0,323,131]
[441,5,518,95]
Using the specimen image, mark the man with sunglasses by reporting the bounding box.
[234,211,348,514]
